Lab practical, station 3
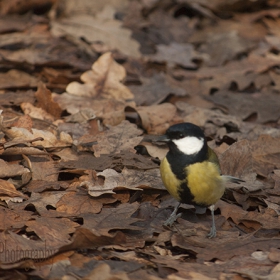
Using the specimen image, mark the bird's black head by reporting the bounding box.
[162,122,207,156]
[166,122,205,140]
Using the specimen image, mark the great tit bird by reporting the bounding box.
[159,122,243,238]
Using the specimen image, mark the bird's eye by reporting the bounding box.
[179,133,184,138]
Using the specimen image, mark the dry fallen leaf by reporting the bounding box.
[0,231,58,263]
[91,120,143,157]
[0,69,38,90]
[0,179,28,203]
[129,73,186,106]
[1,1,280,279]
[0,125,72,149]
[26,217,79,247]
[84,262,130,280]
[135,103,181,134]
[53,93,128,126]
[0,159,30,178]
[58,227,126,253]
[56,192,104,215]
[208,91,280,123]
[51,6,140,58]
[176,101,242,129]
[83,167,164,198]
[148,42,201,68]
[220,135,280,178]
[35,83,63,119]
[66,52,134,100]
[10,115,33,133]
[81,202,141,236]
[21,102,55,122]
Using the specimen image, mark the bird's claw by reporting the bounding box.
[207,226,216,238]
[163,212,182,227]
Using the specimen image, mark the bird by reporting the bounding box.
[159,122,243,238]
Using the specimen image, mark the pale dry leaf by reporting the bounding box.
[0,159,30,178]
[251,251,269,261]
[136,103,180,134]
[85,168,140,198]
[200,30,255,67]
[84,167,163,197]
[0,31,49,48]
[176,101,242,129]
[59,131,73,145]
[64,108,96,123]
[251,135,280,177]
[207,91,280,123]
[21,102,55,122]
[187,272,217,280]
[268,248,280,263]
[51,6,140,58]
[129,73,186,106]
[54,0,129,18]
[29,129,63,147]
[92,120,143,157]
[120,168,165,190]
[66,82,94,97]
[2,127,72,148]
[226,172,263,192]
[149,43,200,68]
[82,179,116,197]
[53,92,129,126]
[2,147,47,156]
[4,197,24,203]
[262,199,280,215]
[110,251,153,266]
[66,52,134,100]
[137,141,168,161]
[11,115,33,133]
[0,38,92,70]
[0,69,38,90]
[167,275,187,280]
[85,262,130,280]
[29,160,58,182]
[0,179,27,202]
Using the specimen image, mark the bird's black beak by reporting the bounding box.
[157,134,170,143]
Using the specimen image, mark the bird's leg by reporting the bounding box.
[163,203,182,227]
[207,204,216,238]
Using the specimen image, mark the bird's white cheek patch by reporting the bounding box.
[173,136,204,155]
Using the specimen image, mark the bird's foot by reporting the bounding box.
[163,212,182,227]
[207,204,217,238]
[207,226,216,238]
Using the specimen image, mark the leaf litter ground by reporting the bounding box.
[0,0,280,279]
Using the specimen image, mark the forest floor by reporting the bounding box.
[0,0,280,279]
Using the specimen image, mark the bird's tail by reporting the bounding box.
[222,175,244,184]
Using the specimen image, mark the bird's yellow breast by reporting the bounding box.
[186,161,225,206]
[160,157,225,206]
[160,157,182,201]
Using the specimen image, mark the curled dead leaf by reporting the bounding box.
[0,179,28,203]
